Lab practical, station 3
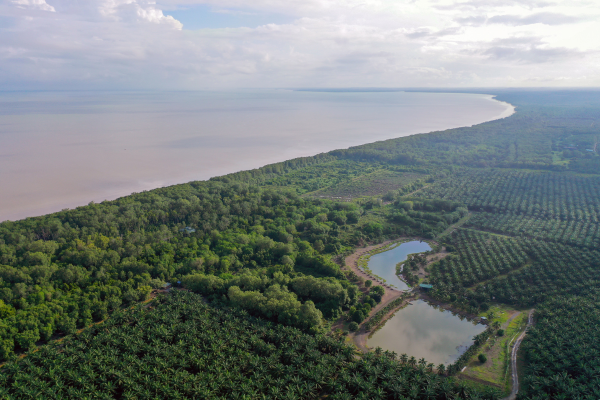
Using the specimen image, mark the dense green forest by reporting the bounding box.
[0,181,460,358]
[519,288,600,400]
[1,89,599,399]
[0,291,500,399]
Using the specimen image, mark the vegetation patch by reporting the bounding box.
[460,307,527,393]
[0,291,501,400]
[363,292,414,333]
[310,169,428,199]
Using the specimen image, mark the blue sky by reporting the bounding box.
[166,5,294,30]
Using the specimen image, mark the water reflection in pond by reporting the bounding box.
[366,241,431,290]
[368,300,487,365]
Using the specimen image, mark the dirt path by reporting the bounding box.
[504,310,521,328]
[344,240,412,352]
[351,294,412,352]
[344,240,406,302]
[504,309,534,400]
[437,212,472,239]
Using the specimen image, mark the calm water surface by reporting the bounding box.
[366,241,431,290]
[0,90,513,221]
[368,299,487,365]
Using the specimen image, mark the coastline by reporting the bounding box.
[1,90,515,222]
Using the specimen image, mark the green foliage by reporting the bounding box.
[520,289,600,399]
[348,321,359,332]
[416,169,600,222]
[1,90,599,397]
[0,183,376,360]
[0,291,500,399]
[430,229,528,291]
[363,293,412,332]
[478,354,487,364]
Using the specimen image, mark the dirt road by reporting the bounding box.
[351,295,413,352]
[344,240,405,306]
[344,241,409,351]
[504,309,534,400]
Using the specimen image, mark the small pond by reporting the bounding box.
[366,240,431,290]
[368,300,487,365]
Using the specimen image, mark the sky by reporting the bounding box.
[1,0,599,89]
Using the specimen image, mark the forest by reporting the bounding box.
[0,89,599,399]
[0,291,501,399]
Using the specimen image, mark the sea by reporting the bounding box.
[0,89,513,221]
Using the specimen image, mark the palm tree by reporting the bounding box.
[437,364,446,376]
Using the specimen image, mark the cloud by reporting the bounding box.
[405,27,462,39]
[11,0,55,12]
[454,15,487,26]
[434,0,556,11]
[480,36,585,63]
[98,0,183,28]
[488,12,581,26]
[0,0,598,89]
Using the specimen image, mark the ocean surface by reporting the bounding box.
[0,90,513,221]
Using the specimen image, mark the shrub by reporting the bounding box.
[497,329,504,337]
[478,354,487,364]
[348,322,359,332]
[352,310,366,323]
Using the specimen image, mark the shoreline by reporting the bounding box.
[342,238,484,355]
[1,91,516,222]
[343,237,437,352]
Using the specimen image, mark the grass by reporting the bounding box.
[551,151,569,166]
[459,306,528,393]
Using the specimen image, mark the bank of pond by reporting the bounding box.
[363,240,486,365]
[368,299,487,365]
[363,240,431,290]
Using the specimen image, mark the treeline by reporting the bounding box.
[182,270,359,332]
[0,175,461,360]
[363,293,411,331]
[210,152,336,185]
[0,182,360,360]
[415,169,600,222]
[520,289,600,399]
[0,291,501,399]
[446,328,495,376]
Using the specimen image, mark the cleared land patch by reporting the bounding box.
[310,170,427,199]
[459,305,528,394]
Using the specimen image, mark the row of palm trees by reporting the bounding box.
[520,290,600,399]
[416,169,600,222]
[0,291,502,399]
[468,212,600,249]
[429,229,600,308]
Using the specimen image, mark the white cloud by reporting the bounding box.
[0,0,598,89]
[11,0,55,12]
[98,0,182,28]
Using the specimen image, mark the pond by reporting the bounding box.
[366,240,431,290]
[368,300,487,365]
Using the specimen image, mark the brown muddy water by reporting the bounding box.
[365,240,432,290]
[368,299,487,365]
[0,90,513,221]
